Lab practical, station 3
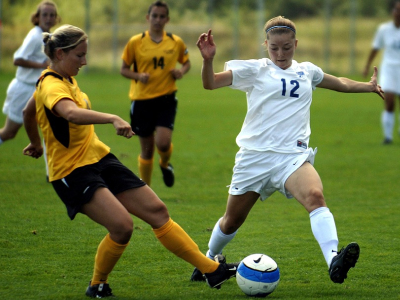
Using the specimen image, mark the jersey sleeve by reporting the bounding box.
[302,62,324,89]
[13,28,42,61]
[372,24,385,50]
[121,36,138,66]
[224,59,260,92]
[175,35,189,64]
[41,78,74,111]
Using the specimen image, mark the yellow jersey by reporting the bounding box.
[121,30,189,100]
[34,69,110,181]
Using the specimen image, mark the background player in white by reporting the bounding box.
[191,16,384,284]
[0,0,59,146]
[363,0,400,144]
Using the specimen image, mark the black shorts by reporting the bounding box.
[51,153,146,220]
[130,92,178,137]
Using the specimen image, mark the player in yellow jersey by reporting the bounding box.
[22,24,237,298]
[121,0,191,187]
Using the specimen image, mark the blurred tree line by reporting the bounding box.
[2,0,397,26]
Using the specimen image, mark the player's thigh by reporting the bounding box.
[155,126,172,151]
[139,135,155,158]
[0,117,22,138]
[82,187,133,235]
[284,162,325,212]
[117,185,169,229]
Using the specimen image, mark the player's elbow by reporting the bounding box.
[203,81,216,90]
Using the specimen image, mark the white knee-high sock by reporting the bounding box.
[310,207,338,267]
[381,111,394,140]
[207,217,237,259]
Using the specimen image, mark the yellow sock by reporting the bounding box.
[138,155,153,186]
[157,143,173,168]
[91,234,128,285]
[153,218,219,274]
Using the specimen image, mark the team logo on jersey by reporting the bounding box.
[297,140,307,149]
[296,71,305,78]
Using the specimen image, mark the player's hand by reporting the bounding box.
[196,29,216,60]
[170,69,183,79]
[113,117,135,139]
[370,66,384,100]
[23,143,43,159]
[138,73,150,84]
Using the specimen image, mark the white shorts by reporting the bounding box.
[379,63,400,95]
[228,147,317,200]
[2,78,36,124]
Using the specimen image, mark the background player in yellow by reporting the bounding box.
[121,0,190,187]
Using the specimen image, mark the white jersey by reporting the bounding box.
[372,21,400,66]
[225,58,324,153]
[13,26,47,84]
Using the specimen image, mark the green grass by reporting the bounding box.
[0,70,399,300]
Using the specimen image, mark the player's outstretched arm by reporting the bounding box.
[317,66,384,100]
[196,29,232,90]
[54,99,135,139]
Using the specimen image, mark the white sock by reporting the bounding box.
[0,136,3,146]
[381,111,394,140]
[207,217,237,259]
[310,207,338,267]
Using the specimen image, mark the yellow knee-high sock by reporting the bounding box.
[91,234,128,285]
[153,218,219,274]
[157,143,173,168]
[138,155,153,186]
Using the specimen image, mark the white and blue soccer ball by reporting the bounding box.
[236,254,280,297]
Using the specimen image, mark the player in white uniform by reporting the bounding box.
[0,1,59,146]
[363,0,400,144]
[191,16,384,284]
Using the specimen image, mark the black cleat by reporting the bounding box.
[190,267,205,282]
[85,281,114,298]
[204,254,239,289]
[329,242,360,284]
[160,163,174,187]
[191,254,226,282]
[382,138,393,144]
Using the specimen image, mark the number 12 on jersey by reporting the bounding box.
[281,78,299,98]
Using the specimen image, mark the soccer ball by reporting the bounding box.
[236,254,280,297]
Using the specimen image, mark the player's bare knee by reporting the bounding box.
[152,201,170,218]
[156,143,170,153]
[306,188,325,210]
[221,216,242,234]
[1,131,17,141]
[110,217,133,242]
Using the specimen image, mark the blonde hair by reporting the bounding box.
[30,1,60,26]
[264,16,296,40]
[43,25,88,60]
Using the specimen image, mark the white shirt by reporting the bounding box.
[14,26,47,84]
[372,21,400,66]
[225,58,324,153]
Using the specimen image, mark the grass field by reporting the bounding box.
[0,70,399,300]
